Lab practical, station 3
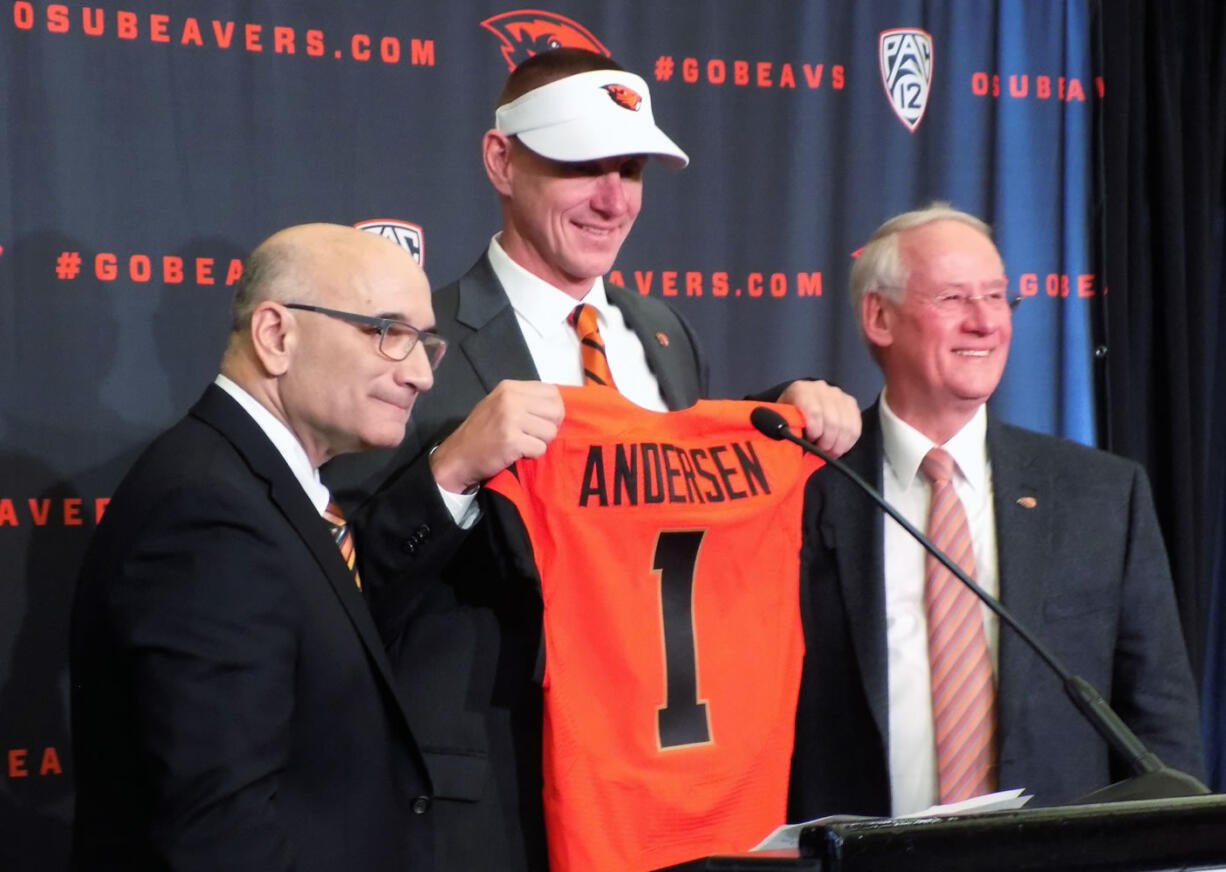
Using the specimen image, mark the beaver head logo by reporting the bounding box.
[481,10,610,70]
[602,83,642,111]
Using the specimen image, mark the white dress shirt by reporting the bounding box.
[487,234,668,411]
[878,392,1000,815]
[435,237,671,523]
[214,374,331,513]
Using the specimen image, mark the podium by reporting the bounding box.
[656,795,1226,871]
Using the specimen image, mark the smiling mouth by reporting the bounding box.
[380,396,414,413]
[574,221,618,238]
[955,349,992,357]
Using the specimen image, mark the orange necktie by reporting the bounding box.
[568,303,617,389]
[322,500,361,590]
[920,447,995,803]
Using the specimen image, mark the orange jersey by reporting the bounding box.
[485,386,821,872]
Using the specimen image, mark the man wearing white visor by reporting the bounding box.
[494,66,689,170]
[325,48,861,872]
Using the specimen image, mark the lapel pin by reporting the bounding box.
[655,332,670,347]
[1017,496,1037,509]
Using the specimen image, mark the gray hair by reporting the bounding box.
[229,237,303,334]
[849,202,993,324]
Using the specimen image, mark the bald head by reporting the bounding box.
[229,223,424,334]
[221,222,437,466]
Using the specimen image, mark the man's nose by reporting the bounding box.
[962,296,1004,332]
[396,344,435,391]
[591,172,630,215]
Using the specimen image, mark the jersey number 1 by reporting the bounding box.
[653,530,711,748]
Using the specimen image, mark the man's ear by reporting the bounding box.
[249,301,294,376]
[861,290,895,351]
[482,129,515,196]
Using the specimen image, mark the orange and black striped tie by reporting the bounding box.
[322,500,361,590]
[568,303,617,389]
[920,447,995,803]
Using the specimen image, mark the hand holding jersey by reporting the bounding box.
[429,380,565,495]
[776,378,862,456]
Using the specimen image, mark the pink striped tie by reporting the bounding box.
[920,447,995,804]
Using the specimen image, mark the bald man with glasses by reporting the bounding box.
[71,223,443,872]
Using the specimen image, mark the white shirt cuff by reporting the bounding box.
[438,484,480,529]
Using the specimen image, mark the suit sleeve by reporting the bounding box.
[350,445,470,644]
[106,485,299,871]
[1109,465,1206,781]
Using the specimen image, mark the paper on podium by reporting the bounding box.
[751,789,1032,852]
[897,788,1031,819]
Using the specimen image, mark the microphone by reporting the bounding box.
[751,405,1208,802]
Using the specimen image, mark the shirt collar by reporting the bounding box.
[879,391,988,492]
[214,374,330,513]
[486,234,613,339]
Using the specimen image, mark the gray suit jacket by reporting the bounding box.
[787,403,1204,821]
[325,254,709,871]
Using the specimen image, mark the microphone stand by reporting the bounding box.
[750,406,1208,803]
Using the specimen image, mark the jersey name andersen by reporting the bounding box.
[577,440,771,507]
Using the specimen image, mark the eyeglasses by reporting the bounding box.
[876,284,1021,314]
[284,303,447,369]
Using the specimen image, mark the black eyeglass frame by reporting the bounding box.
[284,303,447,368]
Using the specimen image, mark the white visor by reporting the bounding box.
[495,69,689,169]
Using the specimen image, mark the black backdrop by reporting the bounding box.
[1100,0,1226,792]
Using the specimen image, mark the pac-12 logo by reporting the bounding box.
[880,28,933,132]
[354,219,424,266]
[481,9,610,71]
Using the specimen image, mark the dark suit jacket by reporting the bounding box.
[70,385,432,871]
[322,254,709,871]
[787,404,1205,821]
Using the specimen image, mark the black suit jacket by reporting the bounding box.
[70,385,432,871]
[323,254,709,871]
[787,404,1205,821]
